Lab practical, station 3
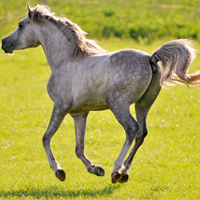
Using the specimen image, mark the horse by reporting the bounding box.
[2,4,200,184]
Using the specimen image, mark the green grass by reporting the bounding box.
[1,0,200,199]
[1,0,200,42]
[0,38,200,199]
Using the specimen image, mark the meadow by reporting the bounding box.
[0,0,200,199]
[1,0,200,42]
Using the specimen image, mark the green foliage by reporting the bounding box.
[1,0,200,42]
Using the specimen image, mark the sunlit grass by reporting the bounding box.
[0,38,200,199]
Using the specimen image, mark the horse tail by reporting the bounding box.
[149,39,200,86]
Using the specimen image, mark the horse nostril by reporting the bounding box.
[1,38,6,46]
[2,37,8,45]
[1,38,7,49]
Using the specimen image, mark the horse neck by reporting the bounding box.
[38,22,71,71]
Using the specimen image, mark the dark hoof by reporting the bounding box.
[55,169,66,181]
[94,166,105,176]
[119,173,129,183]
[111,172,122,184]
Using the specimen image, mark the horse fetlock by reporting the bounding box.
[121,166,129,174]
[87,164,94,172]
[49,160,61,171]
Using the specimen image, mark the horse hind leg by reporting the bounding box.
[71,112,105,177]
[120,105,149,181]
[120,66,162,183]
[108,104,140,184]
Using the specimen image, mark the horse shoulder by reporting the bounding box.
[47,65,72,103]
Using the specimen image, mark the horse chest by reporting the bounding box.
[47,69,72,102]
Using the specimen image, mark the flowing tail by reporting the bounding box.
[149,39,200,86]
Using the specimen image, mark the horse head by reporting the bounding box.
[1,4,40,54]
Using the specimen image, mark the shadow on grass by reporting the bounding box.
[0,184,121,199]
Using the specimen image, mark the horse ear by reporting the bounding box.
[27,4,33,19]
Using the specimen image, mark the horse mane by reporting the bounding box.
[29,4,106,58]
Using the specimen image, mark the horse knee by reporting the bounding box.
[42,135,50,147]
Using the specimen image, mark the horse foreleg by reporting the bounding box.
[72,112,105,177]
[42,104,67,181]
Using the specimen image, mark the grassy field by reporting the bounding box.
[1,1,200,200]
[1,0,200,42]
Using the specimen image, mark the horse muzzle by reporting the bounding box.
[1,37,14,54]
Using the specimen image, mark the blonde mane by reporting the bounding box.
[29,4,106,58]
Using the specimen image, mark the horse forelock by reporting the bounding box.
[30,4,106,58]
[29,4,52,23]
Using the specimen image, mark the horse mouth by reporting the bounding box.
[4,49,13,54]
[5,49,13,54]
[2,38,14,54]
[2,45,13,54]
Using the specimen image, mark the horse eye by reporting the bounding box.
[18,23,23,29]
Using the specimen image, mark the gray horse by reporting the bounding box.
[2,4,200,184]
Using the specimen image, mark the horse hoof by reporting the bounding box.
[55,169,66,181]
[119,173,129,183]
[111,172,122,184]
[94,166,105,176]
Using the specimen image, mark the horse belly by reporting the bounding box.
[70,76,109,112]
[70,90,109,112]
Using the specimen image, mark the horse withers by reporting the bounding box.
[2,4,200,184]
